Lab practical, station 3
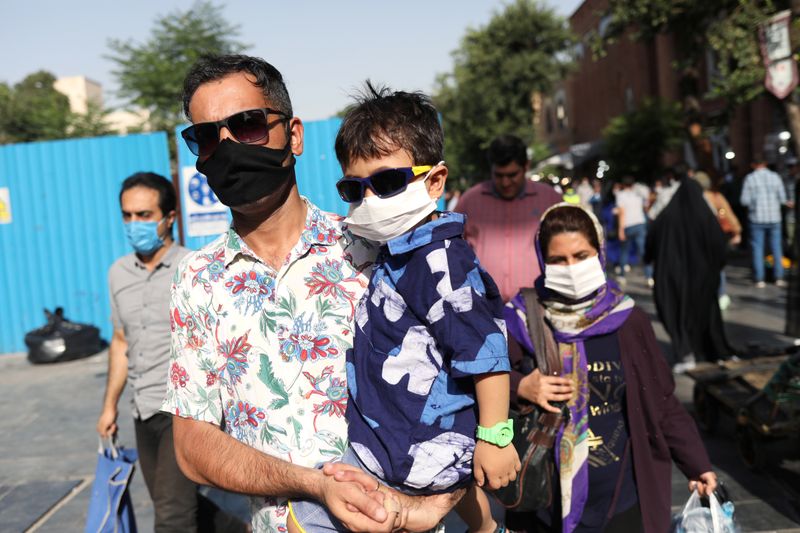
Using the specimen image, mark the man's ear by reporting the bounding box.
[165,210,177,234]
[289,117,304,157]
[426,165,448,201]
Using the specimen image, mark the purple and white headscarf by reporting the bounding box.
[504,203,633,533]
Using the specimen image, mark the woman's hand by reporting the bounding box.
[517,369,573,413]
[688,471,718,497]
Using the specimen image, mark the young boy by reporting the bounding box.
[288,84,519,532]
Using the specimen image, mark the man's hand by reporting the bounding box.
[316,472,398,532]
[323,463,461,532]
[688,471,718,497]
[96,405,118,438]
[473,440,521,490]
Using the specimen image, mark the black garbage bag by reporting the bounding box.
[25,308,107,364]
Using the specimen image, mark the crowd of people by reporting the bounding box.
[97,52,799,533]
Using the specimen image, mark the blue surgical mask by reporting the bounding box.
[124,218,166,255]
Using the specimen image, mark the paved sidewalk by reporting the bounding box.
[1,260,799,532]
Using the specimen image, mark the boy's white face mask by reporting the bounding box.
[544,255,606,300]
[344,164,441,244]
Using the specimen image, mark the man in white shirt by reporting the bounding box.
[615,176,653,284]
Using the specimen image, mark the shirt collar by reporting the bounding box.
[386,212,465,256]
[487,179,530,200]
[132,241,179,270]
[223,197,343,267]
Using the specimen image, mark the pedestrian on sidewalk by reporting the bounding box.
[456,134,562,302]
[164,54,457,533]
[97,173,244,532]
[645,169,733,371]
[287,82,517,533]
[614,176,653,286]
[740,153,791,288]
[504,203,717,533]
[693,170,741,311]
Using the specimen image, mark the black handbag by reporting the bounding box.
[492,288,567,512]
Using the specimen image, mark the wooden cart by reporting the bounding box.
[687,353,800,469]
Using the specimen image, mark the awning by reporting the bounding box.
[534,140,605,172]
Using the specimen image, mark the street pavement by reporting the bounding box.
[1,258,799,532]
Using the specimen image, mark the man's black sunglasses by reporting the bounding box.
[181,107,290,157]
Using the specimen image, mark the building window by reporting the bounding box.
[598,15,613,37]
[573,42,584,61]
[705,47,722,89]
[625,87,635,112]
[555,90,567,130]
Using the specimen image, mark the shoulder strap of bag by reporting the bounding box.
[520,288,562,375]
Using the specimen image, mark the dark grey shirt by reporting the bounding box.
[109,244,189,419]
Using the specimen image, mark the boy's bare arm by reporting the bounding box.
[474,372,510,427]
[473,372,521,489]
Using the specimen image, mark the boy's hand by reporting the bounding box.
[473,440,521,490]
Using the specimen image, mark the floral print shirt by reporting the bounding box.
[162,199,374,533]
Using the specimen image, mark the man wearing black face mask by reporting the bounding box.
[162,55,456,533]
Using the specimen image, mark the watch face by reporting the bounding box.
[498,427,513,446]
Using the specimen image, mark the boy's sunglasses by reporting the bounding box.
[336,166,433,203]
[181,107,290,157]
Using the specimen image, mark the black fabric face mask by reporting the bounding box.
[197,139,295,207]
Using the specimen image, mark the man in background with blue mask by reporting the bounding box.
[97,172,215,531]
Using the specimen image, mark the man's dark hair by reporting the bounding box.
[487,134,528,168]
[752,152,766,165]
[119,172,177,217]
[182,54,293,121]
[335,81,443,169]
[669,162,690,181]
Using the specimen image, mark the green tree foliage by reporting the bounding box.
[600,0,787,111]
[602,98,684,181]
[0,82,12,144]
[2,71,72,143]
[434,0,575,181]
[68,100,114,139]
[107,1,247,134]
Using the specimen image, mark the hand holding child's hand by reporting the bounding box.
[473,440,521,490]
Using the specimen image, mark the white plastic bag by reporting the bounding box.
[671,490,741,533]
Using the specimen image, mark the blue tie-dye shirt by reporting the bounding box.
[345,212,510,493]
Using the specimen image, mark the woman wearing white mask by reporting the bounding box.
[503,204,717,533]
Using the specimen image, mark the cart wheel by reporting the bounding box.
[736,425,766,470]
[693,384,718,434]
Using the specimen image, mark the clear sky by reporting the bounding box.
[1,1,582,121]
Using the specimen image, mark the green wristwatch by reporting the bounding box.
[476,419,514,447]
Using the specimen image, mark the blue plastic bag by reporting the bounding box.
[85,438,138,533]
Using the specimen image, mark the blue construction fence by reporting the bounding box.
[0,118,360,354]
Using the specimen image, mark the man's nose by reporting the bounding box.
[219,126,236,142]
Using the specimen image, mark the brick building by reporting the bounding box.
[538,0,791,180]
